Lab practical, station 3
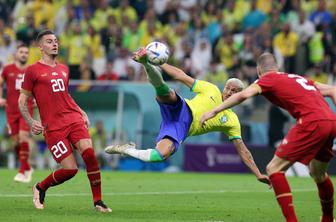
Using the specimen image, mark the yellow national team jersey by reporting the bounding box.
[185,80,241,140]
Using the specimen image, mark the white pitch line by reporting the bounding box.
[0,188,315,198]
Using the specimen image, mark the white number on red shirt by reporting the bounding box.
[288,74,316,91]
[51,78,65,92]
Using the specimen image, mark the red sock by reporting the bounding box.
[19,142,30,173]
[270,172,298,222]
[39,169,78,191]
[317,176,334,222]
[81,148,101,203]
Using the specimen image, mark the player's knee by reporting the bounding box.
[77,139,93,153]
[266,162,277,175]
[18,135,29,143]
[156,145,175,160]
[310,171,327,183]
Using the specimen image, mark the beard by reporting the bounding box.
[18,59,27,65]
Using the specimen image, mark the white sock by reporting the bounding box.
[124,148,153,162]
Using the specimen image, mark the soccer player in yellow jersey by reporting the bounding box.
[105,47,269,185]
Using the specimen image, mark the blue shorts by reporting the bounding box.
[156,94,193,152]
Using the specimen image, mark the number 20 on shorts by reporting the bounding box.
[51,141,68,159]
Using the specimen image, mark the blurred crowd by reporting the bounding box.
[0,0,335,85]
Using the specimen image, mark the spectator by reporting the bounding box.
[215,32,239,72]
[191,38,212,78]
[204,61,228,85]
[241,0,266,31]
[87,26,106,76]
[293,10,315,73]
[122,21,141,53]
[114,0,137,25]
[273,23,298,73]
[309,0,333,27]
[65,22,91,79]
[188,16,208,44]
[97,61,119,81]
[308,63,329,84]
[308,24,324,66]
[91,0,114,31]
[0,35,15,67]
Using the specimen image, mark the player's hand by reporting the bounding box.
[200,111,216,127]
[0,97,6,107]
[31,120,44,135]
[82,113,90,128]
[257,174,272,188]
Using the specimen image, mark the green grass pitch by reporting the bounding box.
[0,169,329,221]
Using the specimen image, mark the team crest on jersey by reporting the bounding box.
[52,72,58,76]
[41,73,47,77]
[219,115,228,123]
[62,71,67,77]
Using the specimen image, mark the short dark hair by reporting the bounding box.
[36,30,55,42]
[17,43,29,49]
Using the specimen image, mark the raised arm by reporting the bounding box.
[200,83,261,126]
[232,138,270,186]
[314,82,336,105]
[18,92,44,134]
[160,63,195,88]
[0,76,6,106]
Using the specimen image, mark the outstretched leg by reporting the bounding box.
[309,159,334,222]
[133,47,178,104]
[266,155,297,222]
[105,138,175,162]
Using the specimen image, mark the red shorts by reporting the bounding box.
[6,112,30,136]
[276,120,336,165]
[44,121,90,163]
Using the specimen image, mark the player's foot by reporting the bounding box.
[14,172,26,183]
[32,183,45,209]
[132,47,147,64]
[94,200,112,213]
[104,142,135,154]
[24,168,34,183]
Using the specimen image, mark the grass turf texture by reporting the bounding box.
[0,169,329,222]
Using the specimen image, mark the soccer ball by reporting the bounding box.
[145,41,170,65]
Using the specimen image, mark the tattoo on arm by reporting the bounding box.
[234,139,259,174]
[19,95,33,127]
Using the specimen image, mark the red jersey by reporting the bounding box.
[21,62,83,131]
[1,64,33,115]
[256,71,336,123]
